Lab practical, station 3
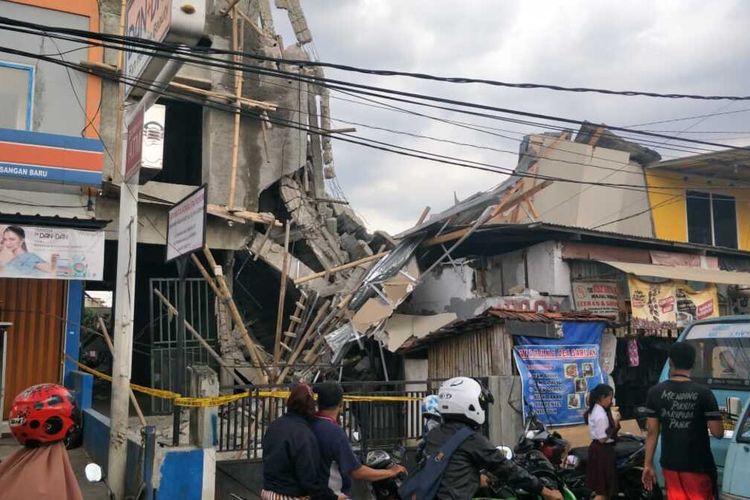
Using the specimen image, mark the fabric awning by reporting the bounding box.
[601,260,750,286]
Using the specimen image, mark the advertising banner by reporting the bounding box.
[513,322,606,426]
[0,224,104,280]
[629,277,718,330]
[572,281,621,317]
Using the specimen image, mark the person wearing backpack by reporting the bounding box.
[402,377,563,500]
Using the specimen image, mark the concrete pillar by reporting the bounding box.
[487,375,524,446]
[188,366,219,449]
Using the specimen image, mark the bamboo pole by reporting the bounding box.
[152,289,245,385]
[97,317,146,427]
[227,14,245,210]
[294,252,388,285]
[273,222,291,365]
[190,254,222,298]
[202,246,271,382]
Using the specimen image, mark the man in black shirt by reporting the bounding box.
[642,342,724,499]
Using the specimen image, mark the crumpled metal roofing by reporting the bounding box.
[398,307,611,352]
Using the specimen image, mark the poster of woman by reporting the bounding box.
[0,224,104,280]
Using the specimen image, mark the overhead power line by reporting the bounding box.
[12,44,750,206]
[0,16,748,156]
[6,16,750,102]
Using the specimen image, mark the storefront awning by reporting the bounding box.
[600,260,750,286]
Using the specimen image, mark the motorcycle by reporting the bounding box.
[524,407,662,500]
[514,413,570,468]
[364,446,407,500]
[560,433,662,500]
[475,447,576,500]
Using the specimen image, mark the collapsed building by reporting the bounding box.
[83,0,398,405]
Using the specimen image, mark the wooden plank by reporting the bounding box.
[273,222,291,365]
[276,301,331,383]
[415,206,431,226]
[424,180,553,247]
[294,252,388,285]
[207,204,280,226]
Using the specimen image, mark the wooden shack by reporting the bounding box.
[399,308,611,380]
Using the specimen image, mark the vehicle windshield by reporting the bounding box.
[739,403,750,444]
[683,323,750,390]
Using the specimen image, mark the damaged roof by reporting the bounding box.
[396,122,661,241]
[649,147,750,182]
[398,307,611,352]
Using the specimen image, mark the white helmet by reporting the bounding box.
[438,377,494,426]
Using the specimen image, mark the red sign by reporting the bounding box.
[124,110,144,181]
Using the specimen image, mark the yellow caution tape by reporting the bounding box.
[73,360,421,407]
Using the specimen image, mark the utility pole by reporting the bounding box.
[106,2,205,496]
[108,57,183,499]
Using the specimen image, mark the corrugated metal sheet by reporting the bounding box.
[0,279,66,418]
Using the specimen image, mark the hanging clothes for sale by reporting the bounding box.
[627,338,640,367]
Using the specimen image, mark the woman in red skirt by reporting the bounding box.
[584,384,620,500]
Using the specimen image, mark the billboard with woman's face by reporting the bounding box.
[0,224,104,280]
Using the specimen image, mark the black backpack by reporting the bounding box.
[398,426,474,500]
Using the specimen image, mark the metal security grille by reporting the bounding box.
[149,278,218,414]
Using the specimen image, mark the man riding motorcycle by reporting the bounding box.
[420,377,563,500]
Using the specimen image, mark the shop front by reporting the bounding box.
[0,215,106,419]
[564,245,750,419]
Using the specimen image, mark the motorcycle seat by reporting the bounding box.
[570,439,642,466]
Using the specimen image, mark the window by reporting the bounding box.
[0,62,33,130]
[153,99,202,186]
[739,399,750,444]
[684,323,750,390]
[686,190,738,248]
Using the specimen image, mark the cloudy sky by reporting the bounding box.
[273,1,750,234]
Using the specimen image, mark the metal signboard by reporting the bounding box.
[166,184,207,262]
[0,128,103,187]
[124,108,144,181]
[124,0,207,98]
[125,0,172,98]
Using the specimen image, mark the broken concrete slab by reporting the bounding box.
[383,313,458,351]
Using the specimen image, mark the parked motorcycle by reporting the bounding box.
[475,447,576,500]
[560,432,662,500]
[364,446,407,500]
[514,413,570,468]
[521,407,663,500]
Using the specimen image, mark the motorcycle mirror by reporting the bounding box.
[496,445,513,460]
[85,463,103,483]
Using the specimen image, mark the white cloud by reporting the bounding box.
[274,1,750,234]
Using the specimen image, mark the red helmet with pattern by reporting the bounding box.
[9,383,80,447]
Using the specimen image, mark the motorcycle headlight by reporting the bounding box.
[564,455,580,469]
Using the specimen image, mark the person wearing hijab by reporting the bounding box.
[262,383,338,500]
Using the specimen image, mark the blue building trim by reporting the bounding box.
[0,61,34,130]
[0,127,104,151]
[0,161,102,186]
[63,280,83,384]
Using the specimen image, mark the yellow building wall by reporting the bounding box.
[646,170,750,250]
